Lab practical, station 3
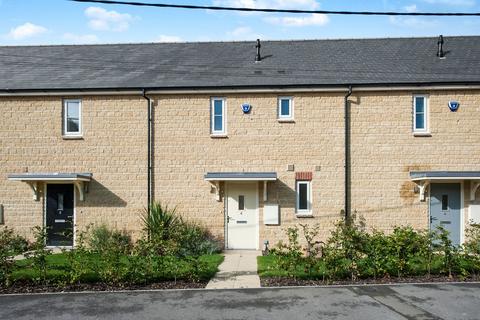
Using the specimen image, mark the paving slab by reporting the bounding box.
[206,250,261,289]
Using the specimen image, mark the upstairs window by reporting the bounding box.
[63,99,82,136]
[211,97,226,135]
[278,97,293,121]
[413,95,428,133]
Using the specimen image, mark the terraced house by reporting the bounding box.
[1,36,480,249]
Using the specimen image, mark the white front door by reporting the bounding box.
[226,182,258,249]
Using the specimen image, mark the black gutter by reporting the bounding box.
[142,90,153,214]
[344,86,352,223]
[2,81,480,94]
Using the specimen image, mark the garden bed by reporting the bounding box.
[0,280,208,294]
[260,275,480,287]
[0,253,224,294]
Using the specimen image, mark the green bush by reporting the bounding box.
[175,221,222,257]
[88,224,132,255]
[0,227,29,256]
[267,215,480,281]
[140,202,222,257]
[25,226,52,284]
[0,227,29,286]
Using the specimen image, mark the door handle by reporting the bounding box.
[227,216,235,223]
[430,216,438,223]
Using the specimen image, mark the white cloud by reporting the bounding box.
[213,0,320,10]
[227,26,263,40]
[154,35,183,42]
[63,33,99,44]
[422,0,475,6]
[8,22,47,40]
[389,16,439,28]
[85,6,133,31]
[265,13,329,26]
[403,4,418,12]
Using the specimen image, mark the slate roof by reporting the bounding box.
[1,36,479,91]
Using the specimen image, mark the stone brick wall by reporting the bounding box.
[1,90,479,247]
[0,96,147,241]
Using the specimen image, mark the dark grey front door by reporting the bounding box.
[46,184,74,246]
[430,183,461,246]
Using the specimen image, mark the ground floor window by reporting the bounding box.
[296,180,312,215]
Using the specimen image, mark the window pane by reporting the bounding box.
[280,99,290,116]
[214,115,223,131]
[67,102,79,118]
[298,183,308,210]
[67,119,79,132]
[57,194,64,211]
[415,114,425,129]
[442,195,448,211]
[415,97,425,113]
[214,100,223,116]
[238,195,245,210]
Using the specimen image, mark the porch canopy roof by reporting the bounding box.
[410,171,480,201]
[204,172,277,181]
[8,172,92,182]
[8,172,93,201]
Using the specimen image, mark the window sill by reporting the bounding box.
[210,134,228,139]
[413,132,431,137]
[296,213,313,218]
[62,135,84,140]
[278,119,295,123]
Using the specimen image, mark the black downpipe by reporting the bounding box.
[344,86,353,223]
[142,90,153,216]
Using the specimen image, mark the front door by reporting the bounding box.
[46,184,74,246]
[226,182,258,249]
[430,183,461,246]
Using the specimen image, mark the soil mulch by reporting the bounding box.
[261,275,480,287]
[0,280,208,294]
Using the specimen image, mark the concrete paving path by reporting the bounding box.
[206,250,261,289]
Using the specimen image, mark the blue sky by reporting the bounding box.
[0,0,479,45]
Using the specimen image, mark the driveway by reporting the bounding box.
[0,283,478,320]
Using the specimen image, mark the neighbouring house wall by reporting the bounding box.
[0,96,147,241]
[1,90,479,247]
[151,90,480,247]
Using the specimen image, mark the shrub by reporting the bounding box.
[26,226,52,284]
[175,221,222,257]
[463,223,480,275]
[0,227,29,256]
[141,202,181,242]
[323,217,369,281]
[140,202,222,257]
[63,228,91,285]
[88,224,132,255]
[271,227,303,277]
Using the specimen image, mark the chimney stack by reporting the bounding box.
[255,39,262,62]
[437,35,445,58]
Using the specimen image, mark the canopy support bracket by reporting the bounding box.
[27,182,40,201]
[470,181,480,201]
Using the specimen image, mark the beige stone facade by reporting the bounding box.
[1,90,479,247]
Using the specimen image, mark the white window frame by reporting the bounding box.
[211,97,227,135]
[413,95,428,134]
[278,96,294,121]
[63,99,82,137]
[296,180,312,215]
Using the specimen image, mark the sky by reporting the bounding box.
[0,0,479,45]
